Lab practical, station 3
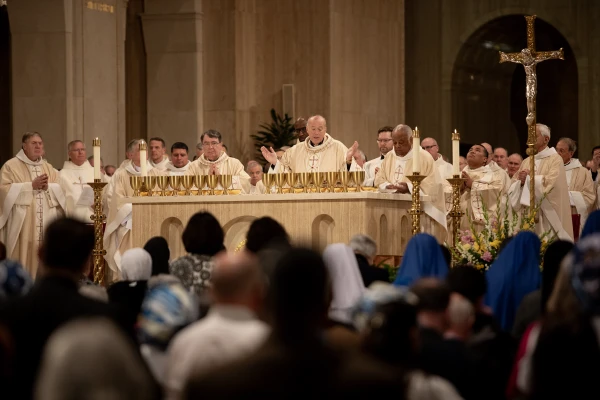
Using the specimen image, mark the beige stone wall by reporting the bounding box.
[406,0,600,157]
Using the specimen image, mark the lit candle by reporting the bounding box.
[139,140,148,177]
[412,127,420,173]
[92,138,101,180]
[452,129,460,176]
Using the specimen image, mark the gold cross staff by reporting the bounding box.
[498,15,563,217]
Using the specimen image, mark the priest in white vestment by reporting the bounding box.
[374,124,447,240]
[149,137,170,171]
[493,147,509,170]
[165,142,192,176]
[246,161,266,194]
[507,153,523,179]
[360,127,394,187]
[460,144,511,231]
[422,137,454,213]
[556,138,595,235]
[187,130,250,193]
[261,115,360,173]
[104,139,160,280]
[59,140,107,223]
[508,124,574,241]
[0,132,65,276]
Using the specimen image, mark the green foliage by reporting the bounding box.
[377,261,398,283]
[251,109,298,165]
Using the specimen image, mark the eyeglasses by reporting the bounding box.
[202,142,221,148]
[422,145,438,150]
[376,139,392,143]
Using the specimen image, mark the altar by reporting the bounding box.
[126,192,445,259]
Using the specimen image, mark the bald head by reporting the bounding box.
[306,115,327,144]
[210,252,264,306]
[421,137,440,160]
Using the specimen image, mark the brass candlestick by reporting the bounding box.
[407,173,426,235]
[446,175,466,249]
[88,179,108,285]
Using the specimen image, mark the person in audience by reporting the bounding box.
[322,243,365,327]
[35,318,160,400]
[447,266,515,400]
[580,209,600,239]
[78,284,109,303]
[445,293,475,342]
[183,248,400,398]
[512,240,573,340]
[349,234,389,286]
[439,244,452,267]
[138,282,198,385]
[144,236,171,278]
[244,217,290,254]
[0,218,126,399]
[410,278,473,399]
[485,231,541,332]
[0,259,32,300]
[169,212,225,298]
[107,248,152,333]
[362,296,463,400]
[165,251,268,400]
[394,233,449,287]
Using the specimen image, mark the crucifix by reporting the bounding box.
[394,165,404,184]
[308,154,319,170]
[499,15,564,218]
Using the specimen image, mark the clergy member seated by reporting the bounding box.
[0,132,65,277]
[556,137,595,238]
[460,144,510,231]
[165,142,191,176]
[362,126,394,187]
[149,137,170,171]
[374,124,447,236]
[104,139,159,282]
[246,160,266,194]
[187,129,250,193]
[261,114,360,173]
[59,140,103,224]
[508,123,574,241]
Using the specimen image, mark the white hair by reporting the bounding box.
[448,293,475,328]
[392,124,413,139]
[349,234,377,260]
[537,123,551,138]
[307,115,327,126]
[246,160,262,172]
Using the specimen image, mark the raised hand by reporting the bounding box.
[345,141,359,162]
[261,146,278,165]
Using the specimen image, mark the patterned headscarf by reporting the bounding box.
[569,234,600,315]
[0,259,33,299]
[137,282,198,349]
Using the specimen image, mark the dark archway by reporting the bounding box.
[0,5,11,167]
[451,15,577,157]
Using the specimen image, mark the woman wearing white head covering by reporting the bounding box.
[121,248,153,281]
[322,243,365,325]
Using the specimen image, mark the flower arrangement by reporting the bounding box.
[450,193,556,271]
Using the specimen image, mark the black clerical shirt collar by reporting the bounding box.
[309,139,325,147]
[380,154,385,160]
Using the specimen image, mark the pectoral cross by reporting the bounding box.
[394,165,404,183]
[309,155,319,170]
[499,15,563,215]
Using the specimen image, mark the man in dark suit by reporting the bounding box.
[349,234,389,286]
[0,218,128,399]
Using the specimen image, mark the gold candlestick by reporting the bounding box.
[407,173,426,235]
[88,179,108,285]
[446,175,466,249]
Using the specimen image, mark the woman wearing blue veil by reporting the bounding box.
[393,233,448,287]
[580,209,600,240]
[485,230,541,331]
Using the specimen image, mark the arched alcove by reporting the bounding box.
[160,217,184,259]
[311,214,335,253]
[0,5,10,167]
[222,216,256,252]
[451,15,577,157]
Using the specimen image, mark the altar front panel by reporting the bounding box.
[128,192,441,259]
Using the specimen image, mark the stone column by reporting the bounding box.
[9,0,73,166]
[142,0,203,151]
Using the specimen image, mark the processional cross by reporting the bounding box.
[499,15,563,217]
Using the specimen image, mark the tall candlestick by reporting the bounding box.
[412,127,420,173]
[452,129,460,176]
[139,140,148,177]
[92,138,101,180]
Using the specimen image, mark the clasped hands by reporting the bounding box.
[386,182,409,194]
[518,169,530,186]
[32,174,49,191]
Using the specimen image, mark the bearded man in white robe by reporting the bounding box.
[59,140,107,223]
[0,132,65,276]
[261,115,361,173]
[460,144,511,231]
[187,130,250,193]
[556,137,595,237]
[374,124,447,241]
[508,124,574,241]
[149,137,170,171]
[104,139,159,280]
